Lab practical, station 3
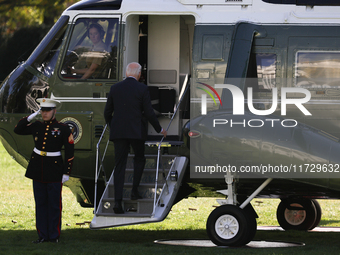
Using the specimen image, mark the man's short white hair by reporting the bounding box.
[126,62,142,77]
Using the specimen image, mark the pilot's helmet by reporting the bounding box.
[36,98,61,111]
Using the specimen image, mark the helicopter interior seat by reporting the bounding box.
[94,42,118,79]
[148,86,162,116]
[94,22,118,79]
[148,69,177,117]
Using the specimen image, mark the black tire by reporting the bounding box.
[206,205,251,246]
[242,204,257,244]
[237,196,257,244]
[276,198,316,231]
[309,199,322,230]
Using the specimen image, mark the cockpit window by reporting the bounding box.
[296,51,340,88]
[60,18,119,80]
[29,16,69,78]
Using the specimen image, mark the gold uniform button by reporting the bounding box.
[44,137,47,140]
[43,142,46,145]
[45,133,48,135]
[55,161,57,164]
[42,147,45,149]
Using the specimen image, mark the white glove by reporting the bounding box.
[27,109,41,122]
[62,174,70,184]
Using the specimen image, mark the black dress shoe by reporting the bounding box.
[131,190,143,200]
[32,238,48,244]
[113,202,124,214]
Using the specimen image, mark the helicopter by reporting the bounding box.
[1,0,340,246]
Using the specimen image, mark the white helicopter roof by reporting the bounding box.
[64,0,340,25]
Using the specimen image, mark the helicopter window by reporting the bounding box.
[29,16,69,79]
[202,35,224,60]
[246,53,276,92]
[295,51,340,88]
[61,18,119,80]
[256,53,276,90]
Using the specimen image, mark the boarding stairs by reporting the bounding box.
[96,154,177,216]
[90,75,189,229]
[91,149,187,229]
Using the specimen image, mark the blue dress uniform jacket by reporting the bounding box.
[14,117,74,182]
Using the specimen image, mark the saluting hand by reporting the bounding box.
[27,108,41,122]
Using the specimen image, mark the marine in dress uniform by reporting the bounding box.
[14,98,74,244]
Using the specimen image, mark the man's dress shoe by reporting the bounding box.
[131,190,143,200]
[113,202,124,214]
[32,238,48,244]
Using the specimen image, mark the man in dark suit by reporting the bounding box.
[104,62,167,214]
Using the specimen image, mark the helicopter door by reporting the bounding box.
[124,15,194,140]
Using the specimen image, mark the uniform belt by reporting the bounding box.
[34,148,61,157]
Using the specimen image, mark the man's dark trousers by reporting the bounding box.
[33,180,62,240]
[113,139,146,200]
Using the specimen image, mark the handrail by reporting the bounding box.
[94,124,109,214]
[152,74,189,216]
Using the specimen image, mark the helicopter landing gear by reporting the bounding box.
[206,204,256,246]
[206,177,272,246]
[276,197,322,231]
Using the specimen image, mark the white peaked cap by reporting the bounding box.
[36,98,61,108]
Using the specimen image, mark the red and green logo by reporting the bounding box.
[197,82,223,107]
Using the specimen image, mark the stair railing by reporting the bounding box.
[152,74,189,216]
[94,124,110,214]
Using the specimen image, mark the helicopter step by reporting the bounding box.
[90,155,188,229]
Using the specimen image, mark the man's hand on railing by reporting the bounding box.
[161,128,167,138]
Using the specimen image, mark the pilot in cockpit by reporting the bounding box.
[69,23,108,79]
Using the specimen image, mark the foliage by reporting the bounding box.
[0,0,79,81]
[0,26,49,80]
[0,0,78,34]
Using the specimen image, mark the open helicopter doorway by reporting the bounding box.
[124,14,194,141]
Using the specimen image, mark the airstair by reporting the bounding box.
[90,150,187,228]
[90,75,189,229]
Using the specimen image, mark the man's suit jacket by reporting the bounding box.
[104,77,162,141]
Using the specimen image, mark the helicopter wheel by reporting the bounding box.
[309,199,322,230]
[206,204,256,246]
[276,198,317,231]
[242,203,257,244]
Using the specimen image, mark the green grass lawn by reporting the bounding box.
[1,143,340,254]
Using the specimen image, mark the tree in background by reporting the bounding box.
[0,0,78,34]
[0,0,79,80]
